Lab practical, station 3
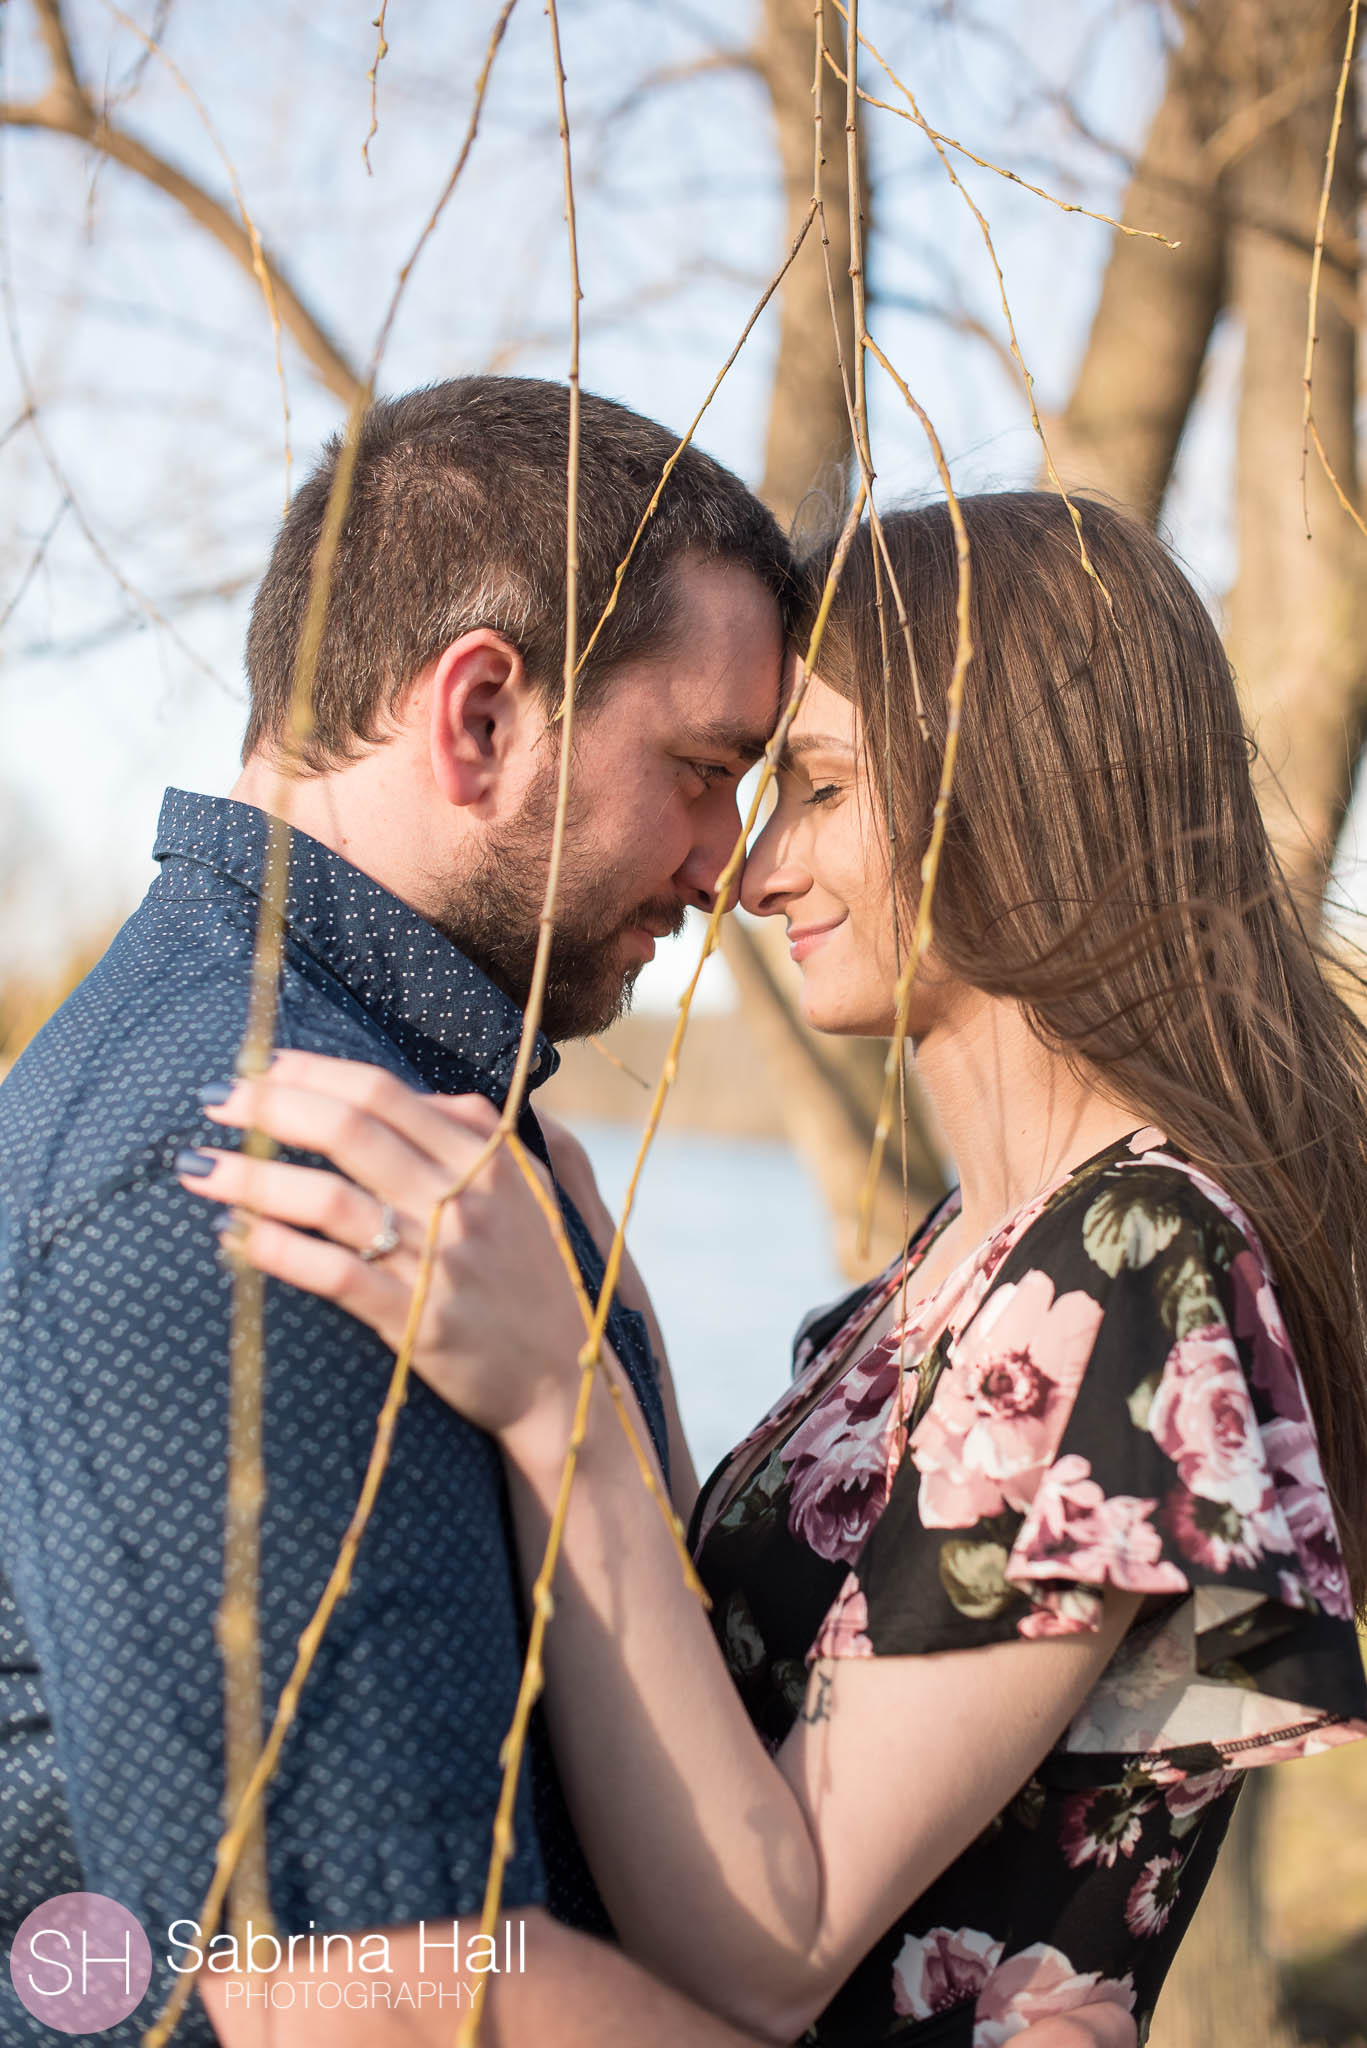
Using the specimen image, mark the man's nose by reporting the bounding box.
[674,797,748,914]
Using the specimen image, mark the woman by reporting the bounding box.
[181,493,1367,2043]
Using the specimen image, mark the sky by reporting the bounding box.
[5,0,1352,1004]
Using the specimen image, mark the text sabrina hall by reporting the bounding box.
[167,1918,528,1976]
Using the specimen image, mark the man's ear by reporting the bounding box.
[428,630,546,814]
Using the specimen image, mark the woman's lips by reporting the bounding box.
[788,916,844,962]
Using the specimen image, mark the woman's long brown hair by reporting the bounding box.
[801,491,1367,1610]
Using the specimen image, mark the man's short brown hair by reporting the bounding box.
[243,376,793,770]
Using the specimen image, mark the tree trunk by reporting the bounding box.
[1222,0,1363,909]
[1048,4,1232,522]
[756,0,858,535]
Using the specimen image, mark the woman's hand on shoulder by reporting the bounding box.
[176,1050,593,1448]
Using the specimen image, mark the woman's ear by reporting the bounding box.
[428,630,545,813]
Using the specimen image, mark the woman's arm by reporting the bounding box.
[184,1055,1138,2044]
[502,1367,1136,2043]
[533,1107,699,1517]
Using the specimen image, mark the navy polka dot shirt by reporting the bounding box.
[0,789,663,2043]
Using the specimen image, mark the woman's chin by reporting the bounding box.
[798,986,894,1038]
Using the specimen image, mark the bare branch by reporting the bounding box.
[31,0,87,106]
[363,2,389,175]
[0,41,361,406]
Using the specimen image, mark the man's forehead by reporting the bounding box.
[673,713,773,764]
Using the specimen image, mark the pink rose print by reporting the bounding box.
[1162,1768,1238,1822]
[1162,1483,1265,1573]
[781,1343,906,1564]
[1262,1415,1354,1619]
[809,1572,873,1660]
[941,1185,1062,1345]
[1012,1454,1188,1595]
[974,1942,1136,2047]
[1231,1250,1307,1422]
[1127,1126,1166,1154]
[891,1925,1003,2019]
[1016,1585,1105,1638]
[1059,1785,1152,1869]
[913,1273,1104,1529]
[1147,1322,1278,1517]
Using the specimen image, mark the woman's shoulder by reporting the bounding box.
[960,1132,1281,1371]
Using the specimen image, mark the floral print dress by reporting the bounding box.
[688,1130,1367,2045]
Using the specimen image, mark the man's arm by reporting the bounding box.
[197,1912,1138,2048]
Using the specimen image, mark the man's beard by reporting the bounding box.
[431,758,689,1042]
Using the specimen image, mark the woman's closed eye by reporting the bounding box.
[804,782,844,807]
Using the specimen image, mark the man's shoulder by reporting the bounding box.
[0,886,407,1232]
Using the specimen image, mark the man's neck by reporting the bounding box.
[229,747,449,924]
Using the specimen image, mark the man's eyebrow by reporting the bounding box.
[778,732,857,768]
[678,717,771,765]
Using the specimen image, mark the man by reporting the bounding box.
[0,378,1133,2048]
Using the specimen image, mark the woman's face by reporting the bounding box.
[741,672,907,1036]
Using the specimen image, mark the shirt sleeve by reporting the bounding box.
[808,1154,1367,1774]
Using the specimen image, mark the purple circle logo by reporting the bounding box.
[9,1893,153,2034]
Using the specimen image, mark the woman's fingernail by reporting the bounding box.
[198,1082,235,1107]
[175,1148,219,1179]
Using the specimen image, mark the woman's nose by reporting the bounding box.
[740,812,811,918]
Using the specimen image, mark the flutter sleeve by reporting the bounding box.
[808,1145,1367,1771]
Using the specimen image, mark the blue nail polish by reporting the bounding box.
[175,1148,218,1178]
[198,1082,234,1107]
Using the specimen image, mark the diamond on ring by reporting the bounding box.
[359,1200,401,1263]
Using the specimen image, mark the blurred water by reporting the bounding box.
[569,1122,851,1484]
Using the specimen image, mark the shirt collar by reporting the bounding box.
[152,787,559,1100]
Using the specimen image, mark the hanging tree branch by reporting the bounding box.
[2,0,362,405]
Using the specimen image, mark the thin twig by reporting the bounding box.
[457,5,584,2027]
[139,1132,505,2048]
[363,2,390,174]
[572,198,818,682]
[586,1034,653,1088]
[856,335,974,1256]
[1300,0,1364,542]
[368,0,518,377]
[0,495,68,633]
[507,1136,703,1590]
[144,9,522,2038]
[583,488,869,1394]
[96,0,292,503]
[827,1,1106,601]
[0,298,224,692]
[840,69,1172,245]
[3,2,361,404]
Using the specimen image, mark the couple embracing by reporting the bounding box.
[2,376,1364,2048]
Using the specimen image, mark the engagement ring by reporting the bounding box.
[359,1200,401,1263]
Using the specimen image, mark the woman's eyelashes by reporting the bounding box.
[804,782,844,807]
